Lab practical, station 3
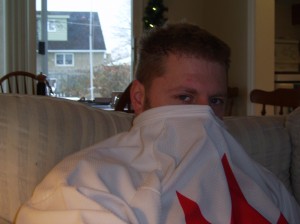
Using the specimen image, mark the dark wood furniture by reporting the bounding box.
[114,82,134,113]
[250,88,300,115]
[0,71,51,95]
[226,87,239,116]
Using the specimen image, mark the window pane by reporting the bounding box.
[48,20,56,32]
[65,54,73,65]
[36,0,132,100]
[56,54,64,65]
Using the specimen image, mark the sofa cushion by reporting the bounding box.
[286,107,300,204]
[224,116,292,192]
[0,94,133,223]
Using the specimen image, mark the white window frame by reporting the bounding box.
[55,53,74,66]
[47,19,57,32]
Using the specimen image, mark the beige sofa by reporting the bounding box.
[0,94,299,224]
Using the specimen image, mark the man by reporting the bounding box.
[16,23,300,223]
[131,23,229,119]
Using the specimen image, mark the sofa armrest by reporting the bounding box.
[0,94,133,223]
[224,116,292,193]
[286,107,300,205]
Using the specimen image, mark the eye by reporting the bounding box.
[177,94,193,103]
[209,97,225,106]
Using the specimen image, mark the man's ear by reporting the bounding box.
[130,80,146,115]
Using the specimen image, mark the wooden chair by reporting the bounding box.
[115,82,239,116]
[225,87,239,116]
[0,71,52,95]
[250,88,300,115]
[115,82,134,113]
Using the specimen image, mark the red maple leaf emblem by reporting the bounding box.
[176,154,288,224]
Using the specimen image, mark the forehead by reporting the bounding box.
[162,54,227,86]
[146,54,227,99]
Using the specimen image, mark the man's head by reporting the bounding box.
[130,23,231,119]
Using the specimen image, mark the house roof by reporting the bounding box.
[41,11,106,51]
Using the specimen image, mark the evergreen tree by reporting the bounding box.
[143,0,168,30]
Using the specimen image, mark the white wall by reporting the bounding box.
[253,0,275,115]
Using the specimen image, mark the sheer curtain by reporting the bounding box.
[5,0,36,73]
[0,0,5,75]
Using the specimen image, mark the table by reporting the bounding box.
[79,101,114,111]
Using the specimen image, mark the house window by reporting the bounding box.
[55,53,74,66]
[48,19,57,32]
[36,0,135,100]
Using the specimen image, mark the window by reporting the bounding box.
[55,53,74,66]
[47,19,56,32]
[36,0,135,100]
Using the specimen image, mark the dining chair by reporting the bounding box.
[0,71,52,95]
[225,87,239,116]
[250,88,300,115]
[114,82,134,113]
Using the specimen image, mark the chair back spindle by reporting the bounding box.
[250,88,300,115]
[0,71,51,95]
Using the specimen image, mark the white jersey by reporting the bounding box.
[16,105,300,224]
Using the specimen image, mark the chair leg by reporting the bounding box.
[262,104,266,116]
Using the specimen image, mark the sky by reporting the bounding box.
[36,0,132,62]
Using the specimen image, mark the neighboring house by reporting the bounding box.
[36,11,107,96]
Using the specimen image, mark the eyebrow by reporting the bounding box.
[168,86,198,94]
[168,86,227,97]
[212,92,228,98]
